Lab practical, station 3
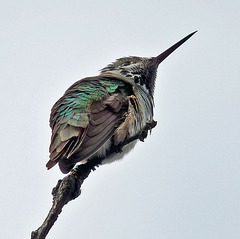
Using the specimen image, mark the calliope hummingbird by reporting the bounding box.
[46,31,197,173]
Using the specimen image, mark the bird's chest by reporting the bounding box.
[111,86,153,147]
[101,90,153,164]
[129,86,154,136]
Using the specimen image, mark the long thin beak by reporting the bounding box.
[155,31,197,65]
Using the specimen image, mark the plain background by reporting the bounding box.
[1,1,240,238]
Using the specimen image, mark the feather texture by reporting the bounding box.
[47,32,196,173]
[46,77,131,173]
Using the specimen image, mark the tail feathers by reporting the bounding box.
[46,157,75,174]
[46,159,59,170]
[59,159,75,174]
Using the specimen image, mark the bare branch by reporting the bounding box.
[31,120,157,239]
[31,163,92,239]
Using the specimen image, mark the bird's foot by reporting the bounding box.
[139,119,157,142]
[86,157,103,171]
[111,144,123,154]
[88,162,100,171]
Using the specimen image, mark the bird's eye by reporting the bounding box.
[122,62,130,66]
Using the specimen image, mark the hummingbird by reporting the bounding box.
[46,31,197,174]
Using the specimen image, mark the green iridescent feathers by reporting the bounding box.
[47,77,130,170]
[51,78,127,124]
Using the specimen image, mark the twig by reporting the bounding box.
[30,163,91,239]
[31,120,157,239]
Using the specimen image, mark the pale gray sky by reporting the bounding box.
[1,1,240,239]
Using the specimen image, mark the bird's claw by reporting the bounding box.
[139,130,148,142]
[146,119,157,130]
[138,120,157,142]
[110,144,123,154]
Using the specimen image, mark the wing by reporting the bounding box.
[46,77,129,173]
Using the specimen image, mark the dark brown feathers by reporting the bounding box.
[46,91,128,173]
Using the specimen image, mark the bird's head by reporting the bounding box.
[100,31,197,97]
